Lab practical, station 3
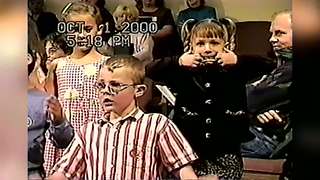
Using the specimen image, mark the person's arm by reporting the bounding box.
[152,9,176,41]
[45,96,74,148]
[152,25,174,40]
[173,165,198,179]
[158,118,198,179]
[44,59,59,96]
[145,55,180,83]
[48,126,87,179]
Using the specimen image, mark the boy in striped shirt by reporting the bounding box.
[49,55,198,180]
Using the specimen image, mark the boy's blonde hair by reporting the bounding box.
[181,18,236,52]
[113,4,139,22]
[61,1,103,25]
[102,55,145,84]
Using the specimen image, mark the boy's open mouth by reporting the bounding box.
[103,98,114,106]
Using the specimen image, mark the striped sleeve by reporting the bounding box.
[50,124,87,179]
[158,119,198,172]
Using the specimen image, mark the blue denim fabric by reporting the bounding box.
[240,126,279,158]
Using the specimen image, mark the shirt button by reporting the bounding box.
[205,132,211,139]
[204,82,211,88]
[272,135,277,140]
[206,118,212,124]
[205,99,213,105]
[181,107,187,112]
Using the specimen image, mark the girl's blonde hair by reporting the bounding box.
[113,4,139,22]
[181,18,236,52]
[61,1,103,25]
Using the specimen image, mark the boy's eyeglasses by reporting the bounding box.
[95,81,135,96]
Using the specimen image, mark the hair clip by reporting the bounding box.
[61,2,73,15]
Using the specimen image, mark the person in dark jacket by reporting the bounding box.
[241,10,292,180]
[146,18,250,180]
[241,10,292,158]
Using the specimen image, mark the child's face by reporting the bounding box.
[115,13,135,30]
[187,0,201,8]
[81,0,98,5]
[191,37,225,58]
[97,66,137,115]
[67,14,100,51]
[45,41,66,62]
[143,0,156,7]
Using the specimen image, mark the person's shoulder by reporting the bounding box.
[142,112,174,128]
[203,6,217,13]
[158,7,173,15]
[55,56,70,70]
[79,120,97,133]
[178,8,190,15]
[161,7,172,12]
[28,90,50,109]
[28,89,49,99]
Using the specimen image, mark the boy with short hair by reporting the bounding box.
[49,55,198,180]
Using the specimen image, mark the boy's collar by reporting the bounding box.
[98,108,144,126]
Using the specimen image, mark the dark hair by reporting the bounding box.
[44,32,72,55]
[96,0,105,9]
[155,0,165,8]
[136,0,165,9]
[36,12,59,40]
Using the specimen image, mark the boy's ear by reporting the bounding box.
[134,84,147,98]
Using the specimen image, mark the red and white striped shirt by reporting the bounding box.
[51,108,198,179]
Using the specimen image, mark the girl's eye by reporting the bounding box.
[196,42,205,46]
[210,41,220,45]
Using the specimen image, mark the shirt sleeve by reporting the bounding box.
[48,118,75,149]
[50,126,86,179]
[158,119,198,172]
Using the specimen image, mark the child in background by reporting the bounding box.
[43,1,110,175]
[177,0,218,34]
[44,32,72,96]
[136,0,184,59]
[146,18,249,179]
[48,55,198,180]
[110,4,154,63]
[28,23,74,179]
[44,32,72,65]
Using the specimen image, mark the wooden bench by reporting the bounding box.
[242,157,285,180]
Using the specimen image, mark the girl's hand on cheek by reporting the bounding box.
[179,52,203,68]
